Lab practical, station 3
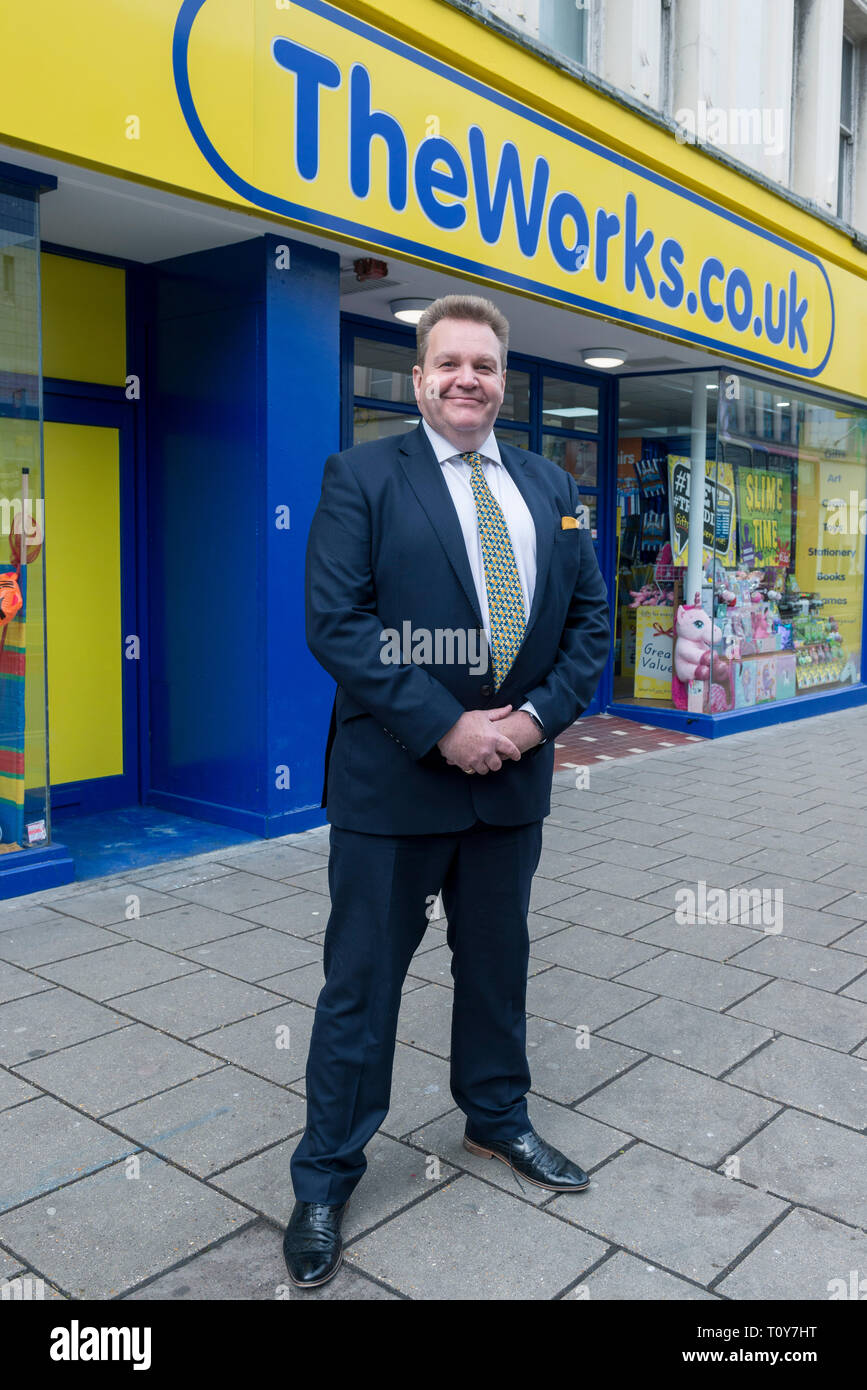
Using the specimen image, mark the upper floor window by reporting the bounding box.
[838,32,855,220]
[478,0,589,68]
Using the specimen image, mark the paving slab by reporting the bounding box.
[547,1143,786,1284]
[615,952,770,1010]
[259,960,327,1005]
[525,1016,645,1103]
[34,941,200,1001]
[233,890,331,936]
[823,891,867,922]
[126,862,239,893]
[558,864,681,901]
[0,917,128,967]
[529,876,587,912]
[739,872,850,913]
[0,1094,139,1213]
[0,1247,24,1278]
[725,935,865,993]
[16,1023,222,1117]
[0,988,128,1064]
[577,1056,778,1164]
[0,1067,39,1110]
[564,1249,717,1300]
[122,1218,397,1300]
[728,978,867,1052]
[598,997,772,1077]
[0,1151,251,1298]
[565,840,684,872]
[829,922,867,956]
[520,923,663,979]
[537,891,670,933]
[525,967,653,1029]
[107,971,288,1039]
[347,1172,608,1299]
[540,825,610,856]
[732,1108,867,1230]
[179,926,321,982]
[101,903,256,951]
[842,973,867,1002]
[0,961,54,1006]
[44,884,182,926]
[726,1035,867,1130]
[629,917,763,962]
[168,872,303,914]
[106,1066,306,1177]
[716,1207,867,1300]
[193,1002,315,1086]
[395,982,453,1058]
[214,845,330,881]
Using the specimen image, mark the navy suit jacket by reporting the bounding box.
[305,421,611,834]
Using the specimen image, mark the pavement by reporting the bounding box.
[1,704,866,1302]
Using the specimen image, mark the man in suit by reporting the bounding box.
[284,294,610,1288]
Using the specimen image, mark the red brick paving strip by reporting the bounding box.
[553,713,700,771]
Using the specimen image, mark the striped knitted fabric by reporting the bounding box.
[461,451,526,690]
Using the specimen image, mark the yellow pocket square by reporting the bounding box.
[560,515,579,529]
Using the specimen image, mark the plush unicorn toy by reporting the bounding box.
[671,598,732,710]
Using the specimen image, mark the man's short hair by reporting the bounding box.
[416,294,509,371]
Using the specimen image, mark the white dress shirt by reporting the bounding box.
[421,419,544,738]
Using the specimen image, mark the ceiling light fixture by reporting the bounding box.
[581,347,627,368]
[390,298,433,324]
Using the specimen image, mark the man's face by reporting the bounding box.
[412,317,506,448]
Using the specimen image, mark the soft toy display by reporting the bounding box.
[671,598,732,711]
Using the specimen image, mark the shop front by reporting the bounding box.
[0,0,866,895]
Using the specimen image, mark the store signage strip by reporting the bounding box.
[174,0,834,375]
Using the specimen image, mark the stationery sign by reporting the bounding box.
[634,605,674,700]
[667,456,737,567]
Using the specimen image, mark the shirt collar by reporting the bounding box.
[421,418,502,467]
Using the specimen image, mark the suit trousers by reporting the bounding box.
[289,815,544,1204]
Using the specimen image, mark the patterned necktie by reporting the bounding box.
[461,451,526,690]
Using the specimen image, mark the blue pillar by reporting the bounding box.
[263,233,340,834]
[147,234,339,837]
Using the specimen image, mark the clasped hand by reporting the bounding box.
[436,705,542,775]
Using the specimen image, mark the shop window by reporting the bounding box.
[0,177,50,852]
[353,405,420,445]
[477,1,588,67]
[614,370,866,715]
[500,369,530,423]
[353,336,416,406]
[838,33,855,221]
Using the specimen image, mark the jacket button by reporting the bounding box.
[480,684,492,697]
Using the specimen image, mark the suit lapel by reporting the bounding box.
[497,440,554,647]
[397,423,554,650]
[398,424,484,628]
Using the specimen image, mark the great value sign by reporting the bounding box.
[174,0,835,376]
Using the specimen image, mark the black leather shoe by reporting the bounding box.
[464,1128,590,1193]
[282,1199,349,1288]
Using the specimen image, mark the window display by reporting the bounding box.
[614,371,867,716]
[0,174,50,851]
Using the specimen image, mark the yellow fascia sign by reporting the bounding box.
[176,0,835,378]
